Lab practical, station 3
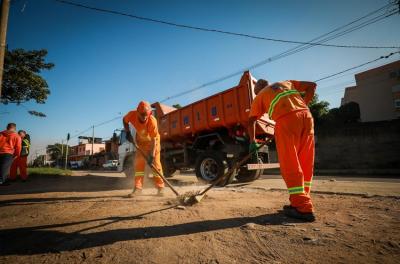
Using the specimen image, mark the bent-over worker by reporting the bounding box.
[249,79,317,222]
[123,101,165,197]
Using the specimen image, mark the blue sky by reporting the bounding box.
[1,0,399,156]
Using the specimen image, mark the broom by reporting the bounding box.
[179,140,270,205]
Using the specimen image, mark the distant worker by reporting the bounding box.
[10,131,31,182]
[249,79,317,222]
[123,101,165,197]
[0,123,22,186]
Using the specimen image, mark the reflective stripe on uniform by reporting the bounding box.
[22,139,30,147]
[304,181,312,187]
[268,90,300,118]
[288,186,304,194]
[135,171,145,177]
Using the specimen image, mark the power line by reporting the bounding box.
[314,51,400,82]
[54,0,399,49]
[159,3,398,102]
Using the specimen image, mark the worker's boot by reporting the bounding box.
[283,207,316,222]
[127,188,142,198]
[282,205,294,210]
[157,188,165,197]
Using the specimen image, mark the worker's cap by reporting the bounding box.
[137,101,152,115]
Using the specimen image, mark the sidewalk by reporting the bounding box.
[244,176,400,197]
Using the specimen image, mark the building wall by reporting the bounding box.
[81,143,105,155]
[315,120,400,171]
[69,143,105,160]
[341,86,359,105]
[355,60,400,122]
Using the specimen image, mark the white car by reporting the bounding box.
[102,160,119,170]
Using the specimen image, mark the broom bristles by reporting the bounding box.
[177,190,203,206]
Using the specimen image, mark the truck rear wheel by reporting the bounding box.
[235,156,263,183]
[161,158,176,178]
[195,152,231,186]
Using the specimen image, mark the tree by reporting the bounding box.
[1,48,54,116]
[324,102,360,124]
[172,104,182,109]
[47,143,70,166]
[308,94,330,124]
[340,101,360,122]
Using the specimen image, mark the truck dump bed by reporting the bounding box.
[152,71,274,141]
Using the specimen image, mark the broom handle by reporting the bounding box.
[133,143,181,196]
[198,140,270,196]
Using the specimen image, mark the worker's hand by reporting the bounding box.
[147,154,154,165]
[125,131,133,143]
[249,141,260,153]
[249,141,260,162]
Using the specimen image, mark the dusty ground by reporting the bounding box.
[0,172,399,263]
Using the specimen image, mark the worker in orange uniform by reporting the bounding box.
[10,130,30,182]
[249,79,317,222]
[123,101,165,197]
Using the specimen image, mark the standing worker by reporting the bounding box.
[123,101,165,197]
[248,79,317,222]
[0,123,21,186]
[10,130,30,182]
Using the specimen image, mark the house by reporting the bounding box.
[341,60,400,122]
[69,137,106,162]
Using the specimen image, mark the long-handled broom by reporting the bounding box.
[179,140,271,206]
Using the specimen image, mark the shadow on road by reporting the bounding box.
[0,209,293,256]
[0,174,134,195]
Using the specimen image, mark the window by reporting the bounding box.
[211,106,217,116]
[183,116,189,125]
[395,99,400,109]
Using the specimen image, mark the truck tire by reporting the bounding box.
[195,151,230,186]
[235,156,263,183]
[123,154,134,178]
[161,157,176,178]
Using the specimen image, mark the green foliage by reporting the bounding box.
[340,101,360,122]
[46,143,70,161]
[28,110,47,117]
[1,48,54,104]
[325,102,360,123]
[172,104,182,109]
[308,94,330,123]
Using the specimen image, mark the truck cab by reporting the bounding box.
[117,129,136,177]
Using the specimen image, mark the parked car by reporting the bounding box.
[70,160,83,169]
[102,160,119,170]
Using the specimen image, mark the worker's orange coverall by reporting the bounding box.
[249,80,316,213]
[10,137,30,180]
[123,111,164,190]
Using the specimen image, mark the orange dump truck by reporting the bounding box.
[151,71,275,185]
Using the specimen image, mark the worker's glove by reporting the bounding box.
[249,142,260,153]
[125,131,134,143]
[249,141,260,162]
[147,154,154,166]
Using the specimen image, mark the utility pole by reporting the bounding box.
[64,133,70,170]
[91,125,94,156]
[0,0,10,98]
[61,140,64,167]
